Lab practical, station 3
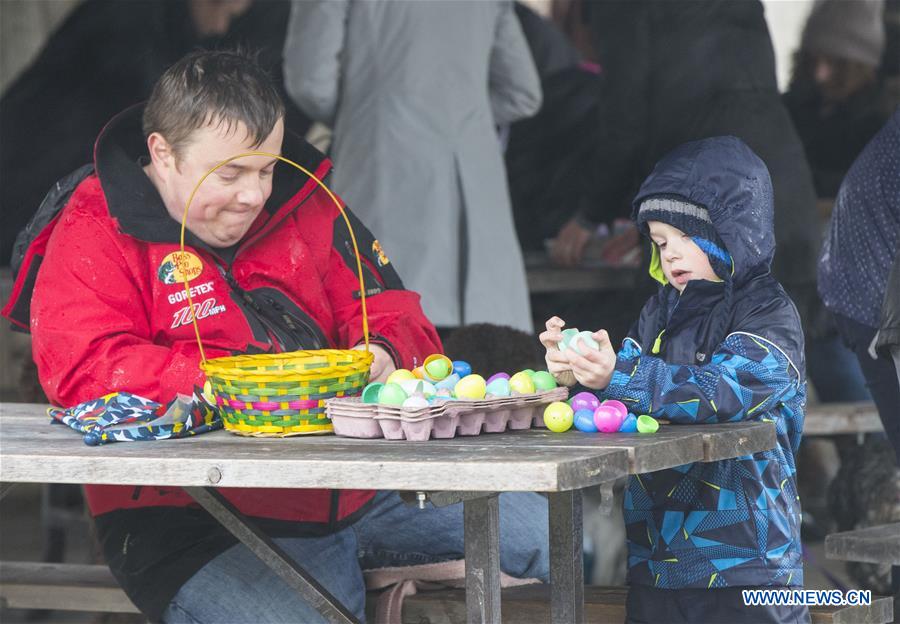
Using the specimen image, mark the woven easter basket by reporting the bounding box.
[180,152,374,436]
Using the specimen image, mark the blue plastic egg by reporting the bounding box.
[452,360,472,378]
[573,409,599,433]
[485,377,511,397]
[618,414,638,433]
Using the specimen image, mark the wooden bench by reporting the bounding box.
[400,585,895,624]
[825,523,900,566]
[803,402,882,437]
[2,563,894,624]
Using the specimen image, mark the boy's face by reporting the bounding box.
[648,221,719,291]
[148,116,284,248]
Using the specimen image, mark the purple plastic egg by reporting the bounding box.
[486,372,510,385]
[573,409,599,433]
[593,405,625,433]
[570,391,601,412]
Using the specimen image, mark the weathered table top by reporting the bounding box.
[0,404,774,492]
[825,523,900,566]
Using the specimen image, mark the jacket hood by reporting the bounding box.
[632,136,776,286]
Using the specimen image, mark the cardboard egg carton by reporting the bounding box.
[325,386,569,440]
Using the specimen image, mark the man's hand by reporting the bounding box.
[550,218,593,267]
[352,343,396,383]
[539,316,576,387]
[564,329,616,390]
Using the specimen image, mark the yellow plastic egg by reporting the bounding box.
[454,374,487,399]
[509,371,536,395]
[543,402,574,433]
[386,369,417,385]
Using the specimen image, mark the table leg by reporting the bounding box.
[183,486,358,624]
[548,490,584,624]
[464,493,501,624]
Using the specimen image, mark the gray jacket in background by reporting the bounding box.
[284,0,542,331]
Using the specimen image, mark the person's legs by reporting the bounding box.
[162,528,365,624]
[353,490,550,582]
[833,313,900,464]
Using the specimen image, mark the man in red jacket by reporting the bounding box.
[8,50,549,622]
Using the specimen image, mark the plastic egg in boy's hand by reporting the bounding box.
[567,330,600,356]
[543,402,574,433]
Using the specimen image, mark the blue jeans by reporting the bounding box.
[162,491,549,623]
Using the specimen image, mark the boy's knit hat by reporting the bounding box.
[801,0,885,68]
[636,197,732,280]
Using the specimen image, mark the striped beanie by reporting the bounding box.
[636,197,732,279]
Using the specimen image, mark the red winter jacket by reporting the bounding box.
[6,105,441,525]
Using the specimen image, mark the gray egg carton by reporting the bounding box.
[325,386,569,440]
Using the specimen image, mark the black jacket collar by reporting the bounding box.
[94,103,330,252]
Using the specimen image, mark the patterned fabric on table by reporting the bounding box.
[49,390,221,445]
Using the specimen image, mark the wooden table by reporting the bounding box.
[0,404,775,623]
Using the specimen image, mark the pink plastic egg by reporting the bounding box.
[593,405,625,433]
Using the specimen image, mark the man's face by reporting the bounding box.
[150,117,284,248]
[648,221,719,292]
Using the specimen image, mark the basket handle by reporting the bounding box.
[179,151,370,364]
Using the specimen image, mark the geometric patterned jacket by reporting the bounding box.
[597,137,807,590]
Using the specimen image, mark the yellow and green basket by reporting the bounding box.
[180,152,374,436]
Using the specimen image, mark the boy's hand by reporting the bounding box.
[539,316,576,387]
[565,329,616,390]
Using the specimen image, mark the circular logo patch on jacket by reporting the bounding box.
[158,251,204,284]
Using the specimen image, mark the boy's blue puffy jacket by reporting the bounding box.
[599,136,806,590]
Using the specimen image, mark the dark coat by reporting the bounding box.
[0,0,310,267]
[600,137,806,590]
[580,0,819,292]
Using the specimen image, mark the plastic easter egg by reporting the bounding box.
[402,395,430,409]
[558,328,580,351]
[600,399,628,422]
[423,354,453,381]
[508,371,536,395]
[386,369,417,385]
[361,382,384,404]
[412,366,426,379]
[569,391,600,412]
[435,373,460,391]
[593,405,624,433]
[486,372,510,385]
[435,387,454,398]
[378,383,408,406]
[485,377,511,397]
[452,360,472,378]
[637,414,659,434]
[531,371,558,391]
[573,409,599,433]
[543,402,575,433]
[523,369,536,377]
[454,374,487,399]
[398,379,436,398]
[618,414,638,433]
[569,331,600,356]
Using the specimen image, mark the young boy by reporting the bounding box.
[541,136,808,623]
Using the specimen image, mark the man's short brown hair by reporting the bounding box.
[143,49,285,158]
